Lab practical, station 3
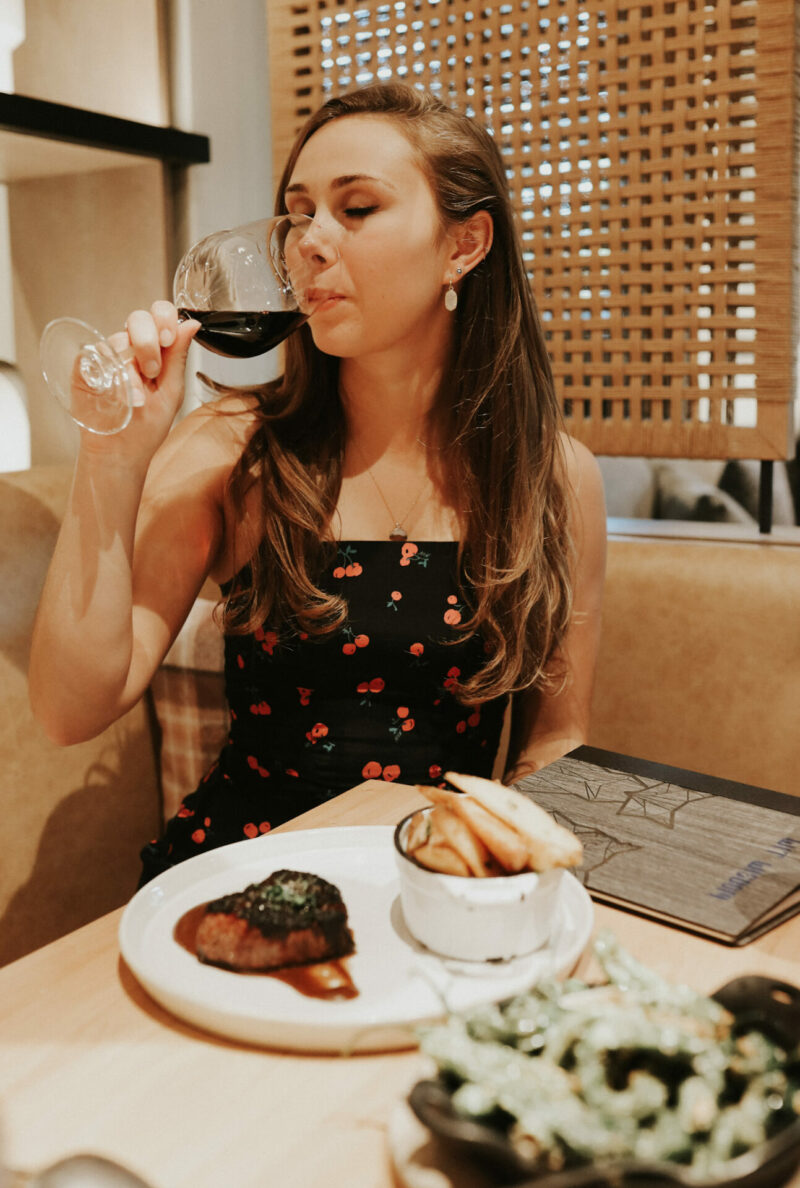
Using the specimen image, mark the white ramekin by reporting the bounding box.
[393,807,564,961]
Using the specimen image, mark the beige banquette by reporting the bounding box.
[2,466,799,967]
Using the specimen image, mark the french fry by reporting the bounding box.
[405,809,431,853]
[446,796,529,872]
[417,784,464,811]
[412,773,583,876]
[445,771,583,871]
[415,783,529,872]
[428,805,493,877]
[412,840,471,877]
[416,784,528,872]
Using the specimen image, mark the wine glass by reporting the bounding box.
[40,214,334,435]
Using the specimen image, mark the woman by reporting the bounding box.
[29,83,606,881]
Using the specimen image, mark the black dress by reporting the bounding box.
[139,539,508,882]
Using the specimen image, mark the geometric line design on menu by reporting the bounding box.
[552,811,641,888]
[542,767,713,830]
[615,783,712,828]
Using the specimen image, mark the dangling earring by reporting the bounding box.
[444,267,462,313]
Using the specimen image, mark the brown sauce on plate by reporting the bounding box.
[173,903,358,1000]
[270,961,358,999]
[174,902,207,953]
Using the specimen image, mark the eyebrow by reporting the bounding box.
[284,173,397,194]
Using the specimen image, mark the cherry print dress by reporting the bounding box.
[138,540,509,883]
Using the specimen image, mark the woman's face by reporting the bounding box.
[283,115,456,361]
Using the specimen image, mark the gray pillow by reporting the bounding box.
[654,463,757,524]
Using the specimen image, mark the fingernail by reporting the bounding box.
[132,389,146,407]
[159,329,174,347]
[144,361,160,379]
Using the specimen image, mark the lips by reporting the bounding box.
[306,289,346,310]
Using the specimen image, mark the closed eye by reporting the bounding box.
[344,205,378,219]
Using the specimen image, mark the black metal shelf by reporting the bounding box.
[0,91,210,170]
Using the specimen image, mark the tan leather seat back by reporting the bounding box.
[0,468,161,966]
[590,534,800,797]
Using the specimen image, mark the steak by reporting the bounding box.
[195,869,355,971]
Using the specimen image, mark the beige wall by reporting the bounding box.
[10,164,170,464]
[7,0,275,465]
[9,0,171,465]
[12,0,169,123]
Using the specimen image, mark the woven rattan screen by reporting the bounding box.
[267,0,798,459]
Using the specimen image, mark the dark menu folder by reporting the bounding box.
[516,747,800,946]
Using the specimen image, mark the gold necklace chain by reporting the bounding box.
[354,447,430,542]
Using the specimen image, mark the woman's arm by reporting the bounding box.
[28,306,243,745]
[503,435,607,782]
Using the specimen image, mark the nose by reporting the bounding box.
[296,219,338,270]
[276,213,340,300]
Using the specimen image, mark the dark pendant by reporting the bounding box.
[389,524,407,542]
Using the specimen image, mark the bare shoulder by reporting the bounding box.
[146,394,259,489]
[153,396,258,467]
[557,431,603,500]
[136,395,261,570]
[556,433,607,572]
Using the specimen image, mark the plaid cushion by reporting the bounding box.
[150,598,227,823]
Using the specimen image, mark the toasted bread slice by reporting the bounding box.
[444,771,583,871]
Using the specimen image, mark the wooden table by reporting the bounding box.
[0,779,799,1188]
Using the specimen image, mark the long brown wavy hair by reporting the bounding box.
[221,82,573,705]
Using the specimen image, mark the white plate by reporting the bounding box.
[119,826,593,1053]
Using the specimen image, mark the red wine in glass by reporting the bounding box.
[40,214,334,435]
[178,309,309,358]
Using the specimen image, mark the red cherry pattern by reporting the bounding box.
[243,821,271,839]
[154,539,505,871]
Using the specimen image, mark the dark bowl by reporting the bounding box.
[409,975,800,1188]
